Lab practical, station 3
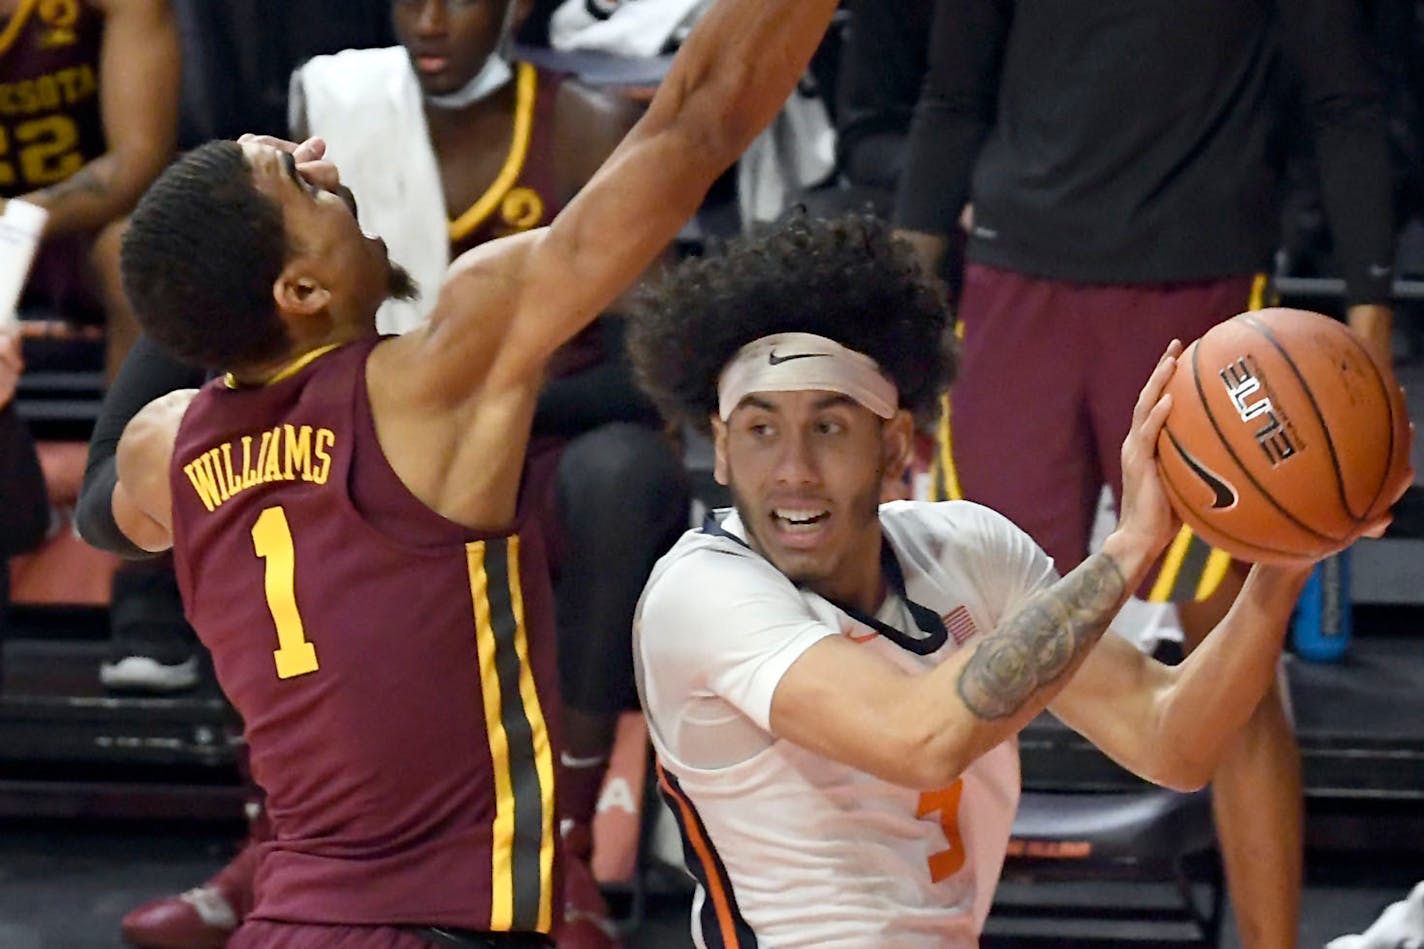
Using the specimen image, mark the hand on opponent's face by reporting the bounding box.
[237,134,341,194]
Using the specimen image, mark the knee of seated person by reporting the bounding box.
[557,422,687,517]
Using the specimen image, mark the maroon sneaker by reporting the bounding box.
[121,839,257,948]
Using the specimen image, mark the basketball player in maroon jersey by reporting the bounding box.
[288,7,689,942]
[101,0,840,945]
[0,0,178,375]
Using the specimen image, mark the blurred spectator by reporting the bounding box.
[3,0,180,379]
[828,0,931,215]
[892,1,1397,946]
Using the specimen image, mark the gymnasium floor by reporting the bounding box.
[0,815,1418,947]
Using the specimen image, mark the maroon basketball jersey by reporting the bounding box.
[450,64,600,380]
[449,63,566,255]
[0,0,105,198]
[169,340,562,934]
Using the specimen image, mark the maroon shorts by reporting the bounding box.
[936,263,1267,602]
[231,920,553,948]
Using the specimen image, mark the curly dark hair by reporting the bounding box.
[121,140,292,371]
[627,211,955,434]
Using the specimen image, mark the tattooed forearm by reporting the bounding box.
[37,164,110,205]
[956,551,1127,719]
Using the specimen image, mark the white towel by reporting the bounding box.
[290,47,447,335]
[737,82,836,229]
[549,0,709,57]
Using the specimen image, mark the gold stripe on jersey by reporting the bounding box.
[504,536,556,933]
[448,62,537,243]
[931,321,968,502]
[0,0,40,59]
[466,536,555,933]
[932,392,962,502]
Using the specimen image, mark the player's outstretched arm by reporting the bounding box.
[410,0,842,402]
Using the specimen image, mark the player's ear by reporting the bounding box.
[272,264,332,321]
[880,410,914,489]
[712,416,730,486]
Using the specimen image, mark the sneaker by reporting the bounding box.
[1326,880,1424,949]
[121,840,257,948]
[100,655,200,693]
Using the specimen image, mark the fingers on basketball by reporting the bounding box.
[1154,308,1412,565]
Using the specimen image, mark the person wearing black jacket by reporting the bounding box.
[892,1,1397,946]
[832,0,931,205]
[0,326,51,640]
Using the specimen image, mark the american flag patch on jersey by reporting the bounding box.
[942,606,979,646]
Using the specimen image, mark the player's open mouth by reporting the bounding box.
[772,508,829,532]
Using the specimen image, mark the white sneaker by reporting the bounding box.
[99,655,200,692]
[1327,881,1424,949]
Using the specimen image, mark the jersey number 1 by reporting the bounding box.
[252,506,320,679]
[917,779,966,882]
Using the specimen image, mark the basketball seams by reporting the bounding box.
[1317,319,1400,520]
[1157,455,1314,563]
[1241,312,1363,524]
[1186,336,1347,544]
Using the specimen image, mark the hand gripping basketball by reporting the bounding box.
[1155,308,1414,564]
[1118,339,1186,562]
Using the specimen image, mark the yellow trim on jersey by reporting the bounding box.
[448,62,538,243]
[223,343,342,390]
[1248,272,1268,312]
[1195,548,1233,601]
[466,537,555,933]
[931,321,968,502]
[504,535,556,933]
[935,393,962,501]
[0,0,40,59]
[469,541,518,929]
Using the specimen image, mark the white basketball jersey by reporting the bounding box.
[634,500,1058,948]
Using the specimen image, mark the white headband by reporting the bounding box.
[717,333,899,421]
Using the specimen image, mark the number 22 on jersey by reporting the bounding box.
[251,506,320,679]
[917,779,966,882]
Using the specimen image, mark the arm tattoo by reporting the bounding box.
[38,164,109,204]
[956,551,1127,720]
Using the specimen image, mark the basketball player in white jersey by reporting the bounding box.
[626,212,1406,948]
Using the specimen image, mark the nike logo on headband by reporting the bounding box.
[767,350,831,366]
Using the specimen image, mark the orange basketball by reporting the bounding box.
[1155,307,1410,565]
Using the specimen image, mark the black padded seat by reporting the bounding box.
[988,788,1224,948]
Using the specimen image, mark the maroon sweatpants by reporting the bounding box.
[942,263,1264,600]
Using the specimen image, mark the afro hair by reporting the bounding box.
[627,210,955,434]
